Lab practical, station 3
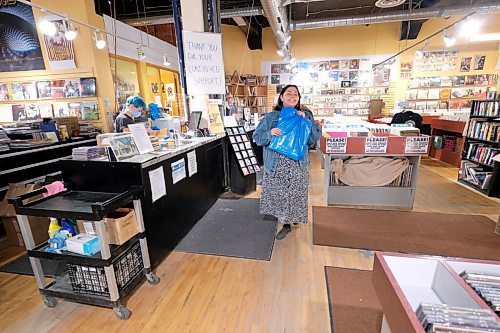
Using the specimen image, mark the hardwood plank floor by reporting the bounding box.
[0,152,498,332]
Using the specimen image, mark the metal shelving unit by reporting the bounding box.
[8,185,159,320]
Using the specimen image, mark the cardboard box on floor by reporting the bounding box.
[77,208,139,245]
[0,183,50,247]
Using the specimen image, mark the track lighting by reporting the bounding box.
[415,39,429,57]
[137,45,145,59]
[39,16,57,36]
[163,53,170,66]
[285,64,292,70]
[94,30,107,49]
[443,30,456,47]
[290,57,296,65]
[277,49,285,57]
[63,19,78,41]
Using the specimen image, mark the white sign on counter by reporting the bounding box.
[365,137,388,153]
[182,30,225,95]
[326,137,347,153]
[128,123,154,154]
[405,136,430,154]
[187,150,198,177]
[171,158,187,184]
[148,166,166,203]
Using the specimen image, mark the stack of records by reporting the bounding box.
[72,146,108,161]
[9,138,53,148]
[461,271,500,316]
[0,128,10,152]
[416,303,500,332]
[78,122,98,137]
[150,136,160,151]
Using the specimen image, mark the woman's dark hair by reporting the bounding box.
[273,84,301,111]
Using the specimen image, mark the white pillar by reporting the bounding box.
[180,0,206,32]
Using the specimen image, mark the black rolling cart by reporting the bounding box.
[8,185,159,320]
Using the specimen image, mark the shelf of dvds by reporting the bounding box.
[459,100,500,197]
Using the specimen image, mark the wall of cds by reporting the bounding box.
[226,126,260,176]
[261,55,396,117]
[0,77,98,122]
[405,74,498,113]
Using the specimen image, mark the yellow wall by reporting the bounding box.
[0,0,115,132]
[221,25,262,75]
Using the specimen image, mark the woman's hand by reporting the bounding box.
[271,128,282,136]
[296,111,306,118]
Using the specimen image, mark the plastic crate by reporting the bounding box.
[68,241,144,296]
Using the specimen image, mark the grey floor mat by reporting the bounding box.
[175,198,277,261]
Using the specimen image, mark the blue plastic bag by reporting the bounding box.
[269,107,312,160]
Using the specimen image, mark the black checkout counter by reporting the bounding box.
[60,137,224,268]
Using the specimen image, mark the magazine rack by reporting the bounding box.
[372,252,500,333]
[8,186,160,320]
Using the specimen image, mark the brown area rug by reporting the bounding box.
[325,267,382,333]
[313,207,500,261]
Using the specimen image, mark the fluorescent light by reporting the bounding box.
[459,18,480,38]
[470,32,500,42]
[284,35,291,45]
[277,49,285,57]
[39,19,57,36]
[94,30,106,49]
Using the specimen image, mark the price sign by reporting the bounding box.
[326,137,347,153]
[405,136,429,154]
[365,137,388,153]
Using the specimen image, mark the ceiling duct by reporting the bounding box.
[260,0,289,49]
[123,7,264,26]
[290,3,500,31]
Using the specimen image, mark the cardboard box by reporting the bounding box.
[0,183,49,247]
[77,208,139,245]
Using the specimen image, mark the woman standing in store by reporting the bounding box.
[253,85,321,240]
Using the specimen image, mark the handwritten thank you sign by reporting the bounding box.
[182,30,225,95]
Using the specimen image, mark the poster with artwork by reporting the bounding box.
[0,2,45,72]
[42,17,76,70]
[64,79,81,97]
[11,82,37,100]
[81,101,99,120]
[414,50,457,71]
[80,77,97,97]
[474,55,485,70]
[0,83,10,101]
[460,57,471,72]
[36,81,52,99]
[68,102,83,118]
[51,80,65,98]
[52,102,70,117]
[25,103,40,120]
[165,83,176,100]
[38,102,53,118]
[0,105,13,122]
[373,67,390,86]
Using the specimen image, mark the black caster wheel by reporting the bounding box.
[146,272,160,285]
[42,295,57,308]
[113,305,131,320]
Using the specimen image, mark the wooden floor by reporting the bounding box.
[0,153,498,332]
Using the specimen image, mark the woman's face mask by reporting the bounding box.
[130,106,142,118]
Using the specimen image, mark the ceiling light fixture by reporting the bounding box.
[459,18,481,38]
[289,57,296,65]
[415,39,429,57]
[94,30,107,49]
[39,17,57,36]
[443,30,456,47]
[284,35,292,45]
[277,49,285,57]
[137,45,146,59]
[285,64,292,70]
[63,19,78,41]
[163,53,171,66]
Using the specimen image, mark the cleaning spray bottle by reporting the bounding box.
[48,218,61,239]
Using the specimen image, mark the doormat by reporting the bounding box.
[313,206,500,261]
[325,267,382,333]
[176,198,277,261]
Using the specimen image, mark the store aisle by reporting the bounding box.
[0,151,498,332]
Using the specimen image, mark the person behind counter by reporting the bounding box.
[253,84,321,240]
[115,95,147,133]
